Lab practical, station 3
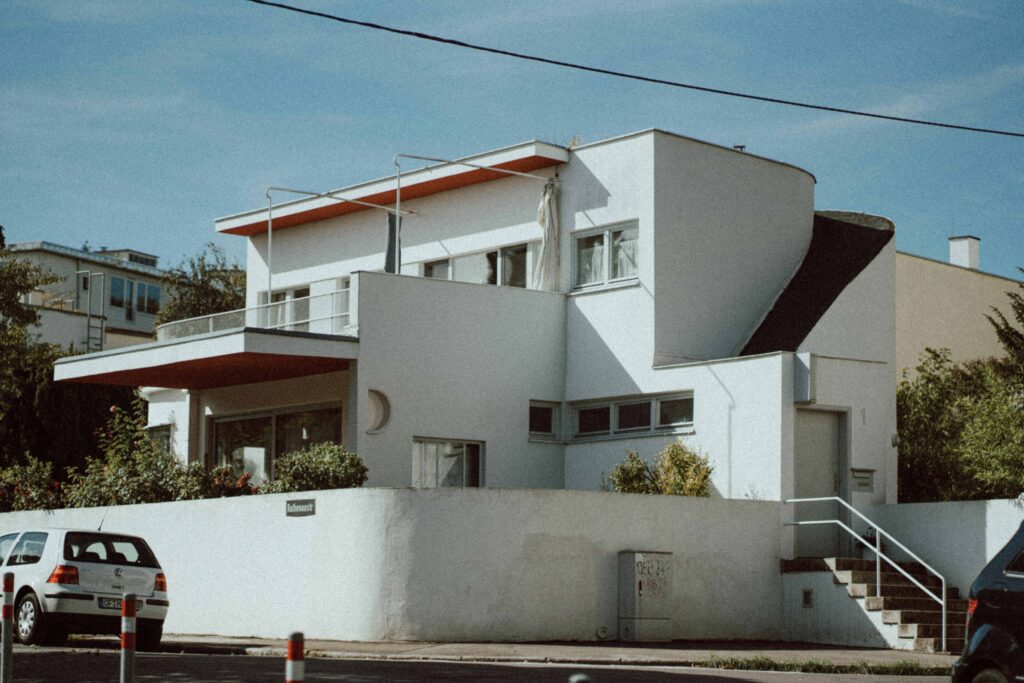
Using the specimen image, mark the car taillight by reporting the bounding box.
[46,565,79,585]
[967,598,978,627]
[154,573,167,592]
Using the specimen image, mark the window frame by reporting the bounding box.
[572,220,640,290]
[412,437,484,489]
[210,401,343,482]
[528,401,560,441]
[419,241,537,289]
[573,392,694,441]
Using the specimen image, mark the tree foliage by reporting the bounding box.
[987,269,1024,371]
[154,243,245,326]
[0,231,134,471]
[609,442,714,497]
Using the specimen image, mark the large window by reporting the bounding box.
[574,394,693,439]
[6,532,47,566]
[529,401,559,440]
[259,286,311,332]
[213,405,342,485]
[412,439,482,488]
[423,243,533,288]
[136,283,160,315]
[575,222,639,288]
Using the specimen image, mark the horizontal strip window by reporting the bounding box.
[574,220,639,290]
[574,394,693,439]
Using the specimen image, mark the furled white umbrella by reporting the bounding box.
[532,181,559,291]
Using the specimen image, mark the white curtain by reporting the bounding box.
[613,228,638,279]
[532,181,560,291]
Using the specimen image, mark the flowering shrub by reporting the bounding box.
[0,455,62,512]
[609,442,713,497]
[261,442,367,493]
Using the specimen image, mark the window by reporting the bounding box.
[7,532,47,566]
[125,280,134,321]
[1006,550,1024,574]
[529,402,558,439]
[63,533,159,568]
[213,405,342,485]
[0,533,19,564]
[259,286,311,332]
[577,405,611,435]
[422,243,533,289]
[136,284,160,315]
[413,439,482,488]
[575,393,693,439]
[574,222,639,288]
[110,276,125,308]
[148,425,172,454]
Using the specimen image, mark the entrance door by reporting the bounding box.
[794,410,842,558]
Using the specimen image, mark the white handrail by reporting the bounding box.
[785,496,946,652]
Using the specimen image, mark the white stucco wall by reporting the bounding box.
[652,132,815,363]
[354,272,566,489]
[870,499,1024,594]
[0,489,783,642]
[564,353,786,500]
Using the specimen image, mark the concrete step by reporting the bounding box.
[882,609,968,625]
[899,622,967,640]
[847,582,961,599]
[834,569,943,590]
[826,557,931,577]
[912,637,965,654]
[864,596,968,612]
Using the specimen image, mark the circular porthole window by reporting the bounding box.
[367,389,391,433]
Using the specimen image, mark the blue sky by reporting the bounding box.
[3,0,1022,279]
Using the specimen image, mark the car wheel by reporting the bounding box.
[136,623,163,651]
[15,593,50,646]
[972,669,1009,683]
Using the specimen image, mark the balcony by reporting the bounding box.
[155,287,354,342]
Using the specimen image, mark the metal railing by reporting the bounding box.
[785,496,947,652]
[155,288,352,341]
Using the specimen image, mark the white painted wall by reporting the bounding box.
[354,272,565,489]
[0,489,783,642]
[870,499,1024,593]
[782,572,894,648]
[652,132,815,363]
[565,353,786,501]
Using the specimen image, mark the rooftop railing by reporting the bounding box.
[155,288,352,341]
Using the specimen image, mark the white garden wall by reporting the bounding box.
[0,489,783,642]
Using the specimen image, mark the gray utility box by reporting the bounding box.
[618,551,673,641]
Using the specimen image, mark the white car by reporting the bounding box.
[0,529,168,648]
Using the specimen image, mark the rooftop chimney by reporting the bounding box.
[949,235,980,270]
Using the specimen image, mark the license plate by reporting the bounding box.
[98,597,122,610]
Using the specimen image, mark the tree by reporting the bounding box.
[0,231,133,470]
[608,443,714,497]
[987,268,1024,370]
[155,243,246,325]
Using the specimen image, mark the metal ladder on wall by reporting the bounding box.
[77,271,105,352]
[785,496,948,652]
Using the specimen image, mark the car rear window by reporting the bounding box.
[63,532,160,568]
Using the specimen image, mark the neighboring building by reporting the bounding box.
[56,129,900,556]
[9,242,166,351]
[895,237,1022,379]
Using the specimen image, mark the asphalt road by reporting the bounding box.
[9,651,951,682]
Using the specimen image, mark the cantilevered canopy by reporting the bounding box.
[215,141,568,236]
[54,328,357,390]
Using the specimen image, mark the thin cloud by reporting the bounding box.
[895,0,991,22]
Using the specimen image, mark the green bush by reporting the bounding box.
[0,455,62,512]
[609,442,713,497]
[63,399,185,507]
[262,442,367,494]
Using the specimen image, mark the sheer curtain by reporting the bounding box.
[612,228,638,279]
[576,234,605,286]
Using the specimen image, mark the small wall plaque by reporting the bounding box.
[286,499,316,517]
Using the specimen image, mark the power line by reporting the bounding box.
[243,0,1024,139]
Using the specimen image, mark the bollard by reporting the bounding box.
[120,593,136,683]
[286,631,304,683]
[1,572,12,683]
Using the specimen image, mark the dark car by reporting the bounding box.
[953,520,1024,683]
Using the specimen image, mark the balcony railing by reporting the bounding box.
[155,288,353,342]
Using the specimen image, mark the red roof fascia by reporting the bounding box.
[222,155,561,236]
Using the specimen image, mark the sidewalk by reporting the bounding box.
[139,635,956,670]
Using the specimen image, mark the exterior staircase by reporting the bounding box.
[782,557,967,653]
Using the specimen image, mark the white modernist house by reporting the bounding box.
[55,129,898,557]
